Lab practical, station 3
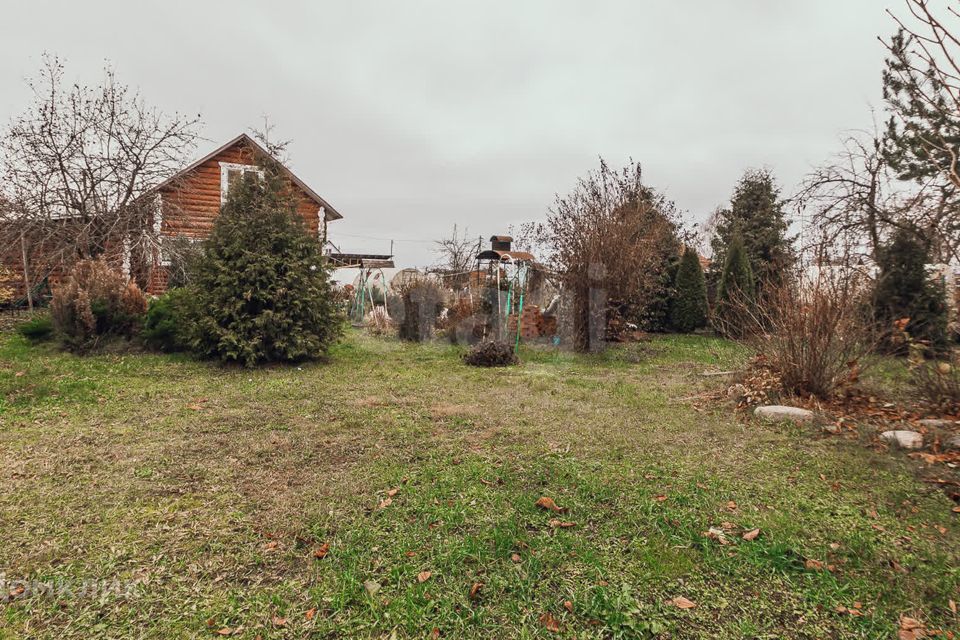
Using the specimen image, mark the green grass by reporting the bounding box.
[0,330,957,638]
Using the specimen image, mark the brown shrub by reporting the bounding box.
[906,333,960,415]
[50,259,147,350]
[738,274,875,400]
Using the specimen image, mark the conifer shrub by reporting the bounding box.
[141,288,194,352]
[874,228,949,355]
[50,258,147,351]
[187,166,341,366]
[713,234,755,337]
[669,247,708,332]
[16,313,54,342]
[463,339,519,367]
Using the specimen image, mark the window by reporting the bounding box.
[219,162,264,203]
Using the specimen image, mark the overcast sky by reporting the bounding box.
[1,1,897,266]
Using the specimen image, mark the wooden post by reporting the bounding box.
[20,231,33,311]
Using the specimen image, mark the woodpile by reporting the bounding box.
[507,305,557,341]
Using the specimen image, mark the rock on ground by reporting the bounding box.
[754,405,815,424]
[879,430,924,450]
[946,435,960,451]
[917,419,957,429]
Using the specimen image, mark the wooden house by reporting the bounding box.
[142,133,342,292]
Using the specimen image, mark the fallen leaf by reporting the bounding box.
[953,506,960,513]
[216,628,233,636]
[805,559,825,571]
[469,582,483,600]
[536,497,567,513]
[363,580,381,596]
[670,596,696,609]
[563,600,574,613]
[654,494,668,502]
[548,519,576,529]
[386,487,399,497]
[14,371,25,377]
[271,616,287,628]
[704,527,731,545]
[305,608,316,621]
[949,598,956,614]
[539,612,561,633]
[377,497,393,510]
[510,553,522,563]
[726,500,738,510]
[742,528,760,541]
[313,542,330,559]
[187,404,204,411]
[405,551,417,557]
[430,629,440,639]
[262,540,279,551]
[417,571,432,583]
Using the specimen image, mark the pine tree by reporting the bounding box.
[669,247,708,332]
[714,234,755,337]
[187,160,342,366]
[874,227,949,354]
[711,169,794,293]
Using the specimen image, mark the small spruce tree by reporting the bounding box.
[874,227,949,354]
[670,247,708,332]
[187,159,341,366]
[714,233,755,336]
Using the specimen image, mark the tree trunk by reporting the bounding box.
[20,232,33,311]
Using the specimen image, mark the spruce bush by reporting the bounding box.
[187,165,341,366]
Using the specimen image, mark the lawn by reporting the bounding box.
[0,329,958,639]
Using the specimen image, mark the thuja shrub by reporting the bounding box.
[50,258,148,351]
[141,288,194,352]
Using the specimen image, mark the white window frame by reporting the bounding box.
[219,162,264,203]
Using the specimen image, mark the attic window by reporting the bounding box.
[219,162,264,203]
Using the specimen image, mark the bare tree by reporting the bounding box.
[795,127,903,266]
[525,158,684,351]
[431,224,477,289]
[0,54,201,292]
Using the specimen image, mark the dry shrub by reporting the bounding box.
[392,276,445,342]
[739,274,874,399]
[50,258,147,350]
[906,332,960,414]
[463,340,519,367]
[443,298,488,345]
[364,306,393,336]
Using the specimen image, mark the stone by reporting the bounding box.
[917,419,957,429]
[879,430,924,450]
[754,405,815,424]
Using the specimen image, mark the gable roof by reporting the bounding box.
[149,133,342,221]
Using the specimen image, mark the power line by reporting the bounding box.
[332,231,436,245]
